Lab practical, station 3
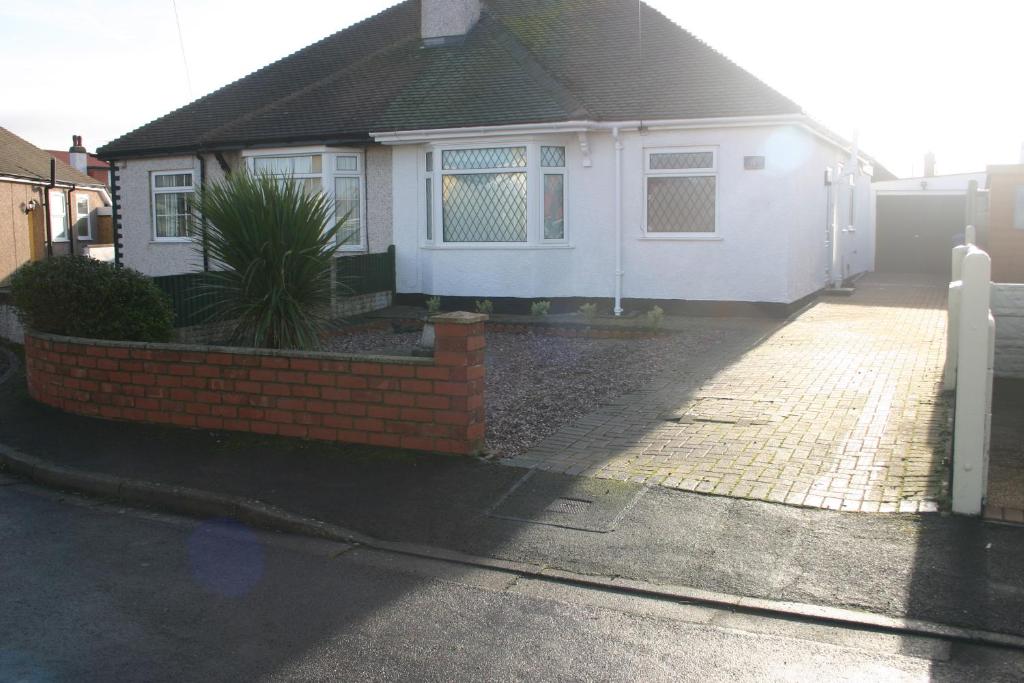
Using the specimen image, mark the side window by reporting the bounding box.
[644,149,717,234]
[49,190,69,241]
[151,171,194,240]
[75,194,92,239]
[541,146,566,241]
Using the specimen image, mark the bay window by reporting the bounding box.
[644,148,717,235]
[247,149,365,250]
[425,142,568,245]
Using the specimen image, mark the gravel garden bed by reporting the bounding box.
[324,328,733,458]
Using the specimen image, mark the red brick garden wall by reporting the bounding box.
[24,312,487,455]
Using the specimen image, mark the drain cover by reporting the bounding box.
[487,470,646,533]
[545,497,593,515]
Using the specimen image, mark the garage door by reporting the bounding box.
[875,195,965,277]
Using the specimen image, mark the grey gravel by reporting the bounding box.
[325,329,730,458]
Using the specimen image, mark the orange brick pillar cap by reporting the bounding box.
[429,311,489,325]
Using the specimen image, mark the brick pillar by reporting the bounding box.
[430,311,487,455]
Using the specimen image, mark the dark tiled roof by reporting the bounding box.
[0,127,105,187]
[98,0,803,158]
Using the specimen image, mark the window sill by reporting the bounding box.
[420,243,573,251]
[150,238,193,244]
[638,234,722,242]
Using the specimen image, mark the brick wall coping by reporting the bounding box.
[26,330,434,367]
[430,311,489,325]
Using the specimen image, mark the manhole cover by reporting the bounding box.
[487,470,647,533]
[545,497,593,515]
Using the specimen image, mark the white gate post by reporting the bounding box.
[952,247,993,515]
[944,243,971,390]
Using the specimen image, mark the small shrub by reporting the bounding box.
[475,299,494,315]
[579,302,598,321]
[646,305,665,330]
[426,296,442,314]
[10,255,173,342]
[530,300,551,317]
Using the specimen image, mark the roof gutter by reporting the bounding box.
[370,114,880,168]
[370,114,807,143]
[0,173,106,195]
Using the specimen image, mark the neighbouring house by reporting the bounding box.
[872,163,987,277]
[985,164,1024,283]
[47,135,113,188]
[0,126,113,286]
[98,0,891,314]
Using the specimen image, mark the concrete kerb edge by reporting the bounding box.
[1,439,1022,651]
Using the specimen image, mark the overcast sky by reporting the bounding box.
[2,0,1020,178]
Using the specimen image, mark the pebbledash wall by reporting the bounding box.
[24,312,487,455]
[114,145,394,277]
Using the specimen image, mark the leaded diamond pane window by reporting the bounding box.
[647,176,716,232]
[544,174,564,240]
[649,151,714,170]
[425,177,433,240]
[442,173,527,242]
[442,147,526,170]
[541,146,565,168]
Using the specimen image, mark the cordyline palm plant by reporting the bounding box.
[190,171,347,350]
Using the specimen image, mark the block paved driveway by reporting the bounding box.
[508,274,951,513]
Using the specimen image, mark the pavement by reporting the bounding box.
[2,354,1024,643]
[9,481,1024,681]
[511,273,952,513]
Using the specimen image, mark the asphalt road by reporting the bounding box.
[1,475,1021,682]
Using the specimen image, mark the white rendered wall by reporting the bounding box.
[394,124,845,304]
[118,154,205,276]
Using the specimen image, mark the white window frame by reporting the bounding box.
[423,140,570,249]
[243,146,367,253]
[642,146,719,240]
[74,192,93,241]
[49,190,70,242]
[151,170,195,243]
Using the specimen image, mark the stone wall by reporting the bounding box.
[332,290,393,318]
[24,312,487,455]
[993,283,1024,379]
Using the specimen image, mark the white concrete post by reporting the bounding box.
[944,243,971,390]
[952,247,993,515]
[944,281,962,391]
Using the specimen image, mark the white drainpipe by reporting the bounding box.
[612,126,624,315]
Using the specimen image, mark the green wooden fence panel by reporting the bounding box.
[153,246,396,328]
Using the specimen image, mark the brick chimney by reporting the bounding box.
[68,135,88,175]
[923,151,936,178]
[421,0,481,46]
